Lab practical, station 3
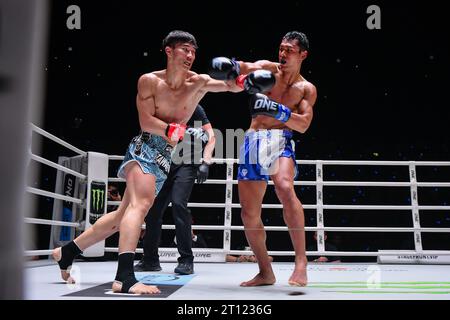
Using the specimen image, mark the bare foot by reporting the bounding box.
[112,281,161,294]
[52,247,75,284]
[240,272,276,287]
[288,265,308,287]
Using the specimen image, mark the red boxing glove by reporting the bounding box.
[165,123,187,142]
[236,75,247,89]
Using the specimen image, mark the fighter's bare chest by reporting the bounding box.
[154,85,201,122]
[155,85,199,107]
[267,84,303,111]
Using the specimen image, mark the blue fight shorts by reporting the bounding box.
[117,131,173,195]
[237,129,297,181]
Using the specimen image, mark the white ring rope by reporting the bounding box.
[25,250,54,256]
[108,178,450,188]
[107,201,449,211]
[158,225,450,233]
[30,123,87,156]
[102,247,450,257]
[26,124,86,233]
[25,125,450,258]
[26,186,83,204]
[24,217,80,228]
[108,156,450,166]
[22,217,450,233]
[29,153,87,180]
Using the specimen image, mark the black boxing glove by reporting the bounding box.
[249,93,292,123]
[236,70,276,94]
[209,57,241,80]
[196,161,210,184]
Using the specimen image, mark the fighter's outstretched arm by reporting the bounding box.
[208,58,276,94]
[237,60,279,75]
[199,74,243,93]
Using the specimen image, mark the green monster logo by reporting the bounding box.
[90,181,106,224]
[92,189,104,212]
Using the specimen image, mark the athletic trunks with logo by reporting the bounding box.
[117,131,173,195]
[237,129,297,181]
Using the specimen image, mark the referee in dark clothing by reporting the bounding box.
[135,104,215,275]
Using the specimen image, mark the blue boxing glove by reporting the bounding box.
[249,93,291,123]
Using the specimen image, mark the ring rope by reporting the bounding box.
[107,156,450,166]
[24,124,450,259]
[30,123,87,156]
[102,247,450,257]
[26,186,83,204]
[24,217,80,228]
[30,153,87,180]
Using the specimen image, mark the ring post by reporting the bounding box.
[83,152,109,257]
[316,161,325,252]
[409,162,423,254]
[222,161,234,260]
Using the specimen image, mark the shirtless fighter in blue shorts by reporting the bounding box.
[209,31,317,287]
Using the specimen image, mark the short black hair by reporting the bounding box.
[162,30,198,50]
[282,31,309,51]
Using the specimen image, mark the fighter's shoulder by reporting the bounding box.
[304,80,317,96]
[188,72,213,84]
[296,77,317,94]
[138,71,163,86]
[137,72,163,96]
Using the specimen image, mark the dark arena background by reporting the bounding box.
[6,0,449,304]
[33,0,450,259]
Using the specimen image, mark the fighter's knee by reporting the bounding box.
[240,209,250,220]
[239,197,259,211]
[129,198,154,215]
[274,181,295,200]
[240,207,258,222]
[142,199,154,213]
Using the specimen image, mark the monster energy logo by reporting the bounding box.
[92,189,105,212]
[90,181,106,224]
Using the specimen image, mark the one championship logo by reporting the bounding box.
[90,181,106,224]
[185,127,209,143]
[254,98,278,111]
